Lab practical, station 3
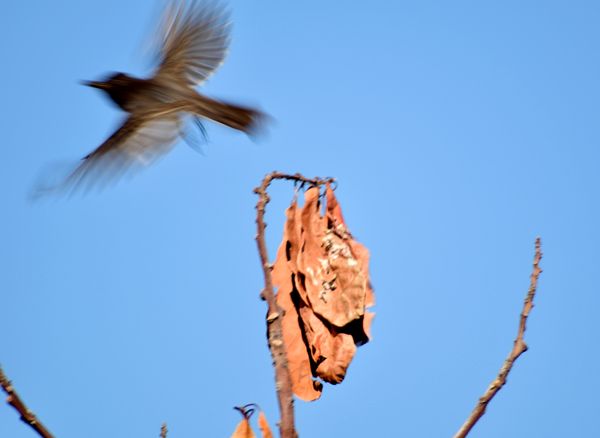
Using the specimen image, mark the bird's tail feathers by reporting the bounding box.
[191,95,266,136]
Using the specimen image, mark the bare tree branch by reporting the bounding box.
[254,171,335,438]
[0,366,54,438]
[453,237,543,438]
[160,422,168,438]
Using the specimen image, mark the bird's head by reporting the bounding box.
[81,72,131,91]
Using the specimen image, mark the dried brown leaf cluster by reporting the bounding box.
[272,185,375,401]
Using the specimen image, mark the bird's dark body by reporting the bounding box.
[89,71,259,132]
[94,73,156,112]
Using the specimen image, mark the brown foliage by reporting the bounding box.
[271,185,375,400]
[230,417,256,438]
[258,411,274,438]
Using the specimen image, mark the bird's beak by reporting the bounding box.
[81,80,107,89]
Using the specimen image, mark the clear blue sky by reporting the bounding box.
[2,1,599,436]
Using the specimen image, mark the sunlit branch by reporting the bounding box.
[453,238,543,438]
[254,171,335,438]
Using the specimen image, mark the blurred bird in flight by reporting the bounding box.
[35,0,265,197]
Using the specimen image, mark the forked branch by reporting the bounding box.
[453,237,543,437]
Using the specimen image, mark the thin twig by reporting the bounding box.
[0,366,54,438]
[453,237,543,438]
[160,422,168,438]
[254,171,335,438]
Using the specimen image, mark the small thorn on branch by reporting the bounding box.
[267,312,280,323]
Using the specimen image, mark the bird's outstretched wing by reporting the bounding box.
[34,105,188,197]
[154,0,231,87]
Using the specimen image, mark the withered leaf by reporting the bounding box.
[258,411,274,438]
[272,201,323,401]
[297,187,369,328]
[298,303,357,384]
[271,184,375,398]
[326,185,375,342]
[230,418,256,438]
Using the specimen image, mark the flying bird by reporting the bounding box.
[36,0,265,196]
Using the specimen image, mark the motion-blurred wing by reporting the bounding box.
[41,110,183,196]
[154,0,231,87]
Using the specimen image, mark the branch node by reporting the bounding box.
[0,366,54,438]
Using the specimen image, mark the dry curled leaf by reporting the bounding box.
[258,411,273,438]
[325,184,375,344]
[298,302,357,384]
[230,417,256,438]
[272,201,323,401]
[271,185,375,398]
